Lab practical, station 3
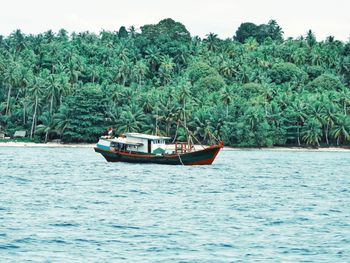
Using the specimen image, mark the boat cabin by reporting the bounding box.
[97,133,171,154]
[123,133,170,154]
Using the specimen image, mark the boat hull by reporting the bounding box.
[94,144,222,165]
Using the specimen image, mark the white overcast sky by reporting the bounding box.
[0,0,349,41]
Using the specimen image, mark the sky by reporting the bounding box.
[0,0,349,41]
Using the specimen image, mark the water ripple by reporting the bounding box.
[0,147,349,261]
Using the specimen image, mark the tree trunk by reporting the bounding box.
[5,84,12,115]
[50,95,54,116]
[23,103,26,125]
[325,123,329,145]
[30,97,38,139]
[45,130,49,143]
[344,102,347,115]
[297,123,301,146]
[166,121,171,136]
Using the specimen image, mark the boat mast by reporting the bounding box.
[155,105,159,136]
[183,95,194,151]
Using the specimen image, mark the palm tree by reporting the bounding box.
[159,55,175,84]
[157,100,177,136]
[29,77,44,138]
[66,58,81,87]
[245,106,264,131]
[220,86,232,117]
[190,108,214,142]
[337,87,350,114]
[145,47,161,72]
[3,62,20,115]
[19,96,30,125]
[302,119,322,147]
[116,104,147,133]
[321,101,338,145]
[36,111,57,142]
[307,99,325,128]
[57,73,70,105]
[219,60,237,79]
[115,60,131,85]
[132,60,148,85]
[331,114,350,145]
[10,29,26,53]
[46,74,60,117]
[128,26,137,38]
[140,92,155,114]
[306,30,316,47]
[286,99,307,146]
[117,46,130,62]
[205,33,219,52]
[54,105,72,137]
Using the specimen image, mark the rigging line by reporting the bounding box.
[177,153,184,166]
[178,120,205,150]
[207,130,220,144]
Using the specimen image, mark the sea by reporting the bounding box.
[0,147,349,262]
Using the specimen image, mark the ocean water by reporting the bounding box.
[0,147,349,262]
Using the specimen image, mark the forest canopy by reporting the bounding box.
[0,18,350,147]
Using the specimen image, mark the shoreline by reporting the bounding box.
[0,141,349,152]
[0,142,95,148]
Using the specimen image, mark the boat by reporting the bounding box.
[94,132,223,165]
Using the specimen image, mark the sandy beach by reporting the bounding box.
[0,142,95,148]
[0,141,349,152]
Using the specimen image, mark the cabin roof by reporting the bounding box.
[125,133,171,140]
[112,137,143,146]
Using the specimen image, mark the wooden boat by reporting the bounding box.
[94,132,223,165]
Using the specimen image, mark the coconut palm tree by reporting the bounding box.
[29,77,44,138]
[115,60,131,85]
[3,62,20,115]
[36,111,57,142]
[159,55,175,84]
[205,33,219,52]
[302,119,322,147]
[321,101,338,145]
[116,104,147,133]
[132,60,148,85]
[220,86,233,117]
[331,114,350,145]
[190,108,214,142]
[145,47,161,72]
[54,105,72,137]
[46,74,60,117]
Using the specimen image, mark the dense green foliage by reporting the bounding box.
[0,18,350,146]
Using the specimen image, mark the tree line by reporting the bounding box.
[0,18,350,147]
